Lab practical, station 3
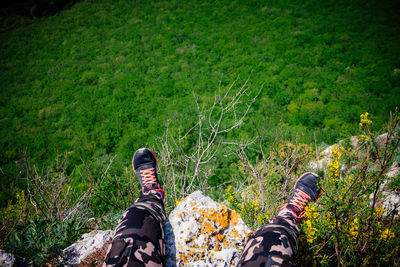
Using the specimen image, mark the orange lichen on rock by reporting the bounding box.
[203,221,214,235]
[174,195,251,266]
[179,253,188,264]
[215,233,224,242]
[230,229,240,239]
[229,209,239,226]
[196,205,239,230]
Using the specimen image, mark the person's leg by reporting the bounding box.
[238,172,320,267]
[104,148,166,267]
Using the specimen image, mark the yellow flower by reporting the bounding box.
[359,112,372,126]
[175,198,180,206]
[304,203,320,221]
[225,185,232,193]
[380,228,394,240]
[328,146,340,179]
[374,205,386,217]
[256,214,269,225]
[349,218,359,239]
[346,175,353,185]
[304,218,318,243]
[303,204,319,244]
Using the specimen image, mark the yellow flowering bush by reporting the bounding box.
[327,145,342,180]
[0,191,29,247]
[302,204,319,244]
[224,141,315,229]
[224,185,269,228]
[224,111,400,266]
[295,111,400,266]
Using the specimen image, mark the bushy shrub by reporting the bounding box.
[0,191,29,248]
[224,111,400,265]
[6,218,86,265]
[224,140,315,229]
[0,153,128,265]
[296,111,400,266]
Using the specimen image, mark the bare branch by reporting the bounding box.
[157,76,260,203]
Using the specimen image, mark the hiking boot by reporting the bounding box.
[279,172,321,222]
[132,148,164,199]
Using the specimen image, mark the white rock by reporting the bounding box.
[382,191,400,216]
[386,162,400,179]
[375,133,389,148]
[62,230,114,266]
[0,250,15,267]
[350,136,359,149]
[370,185,400,217]
[164,191,252,267]
[369,162,400,217]
[379,163,400,216]
[309,144,338,171]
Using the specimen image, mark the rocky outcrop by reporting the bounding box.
[309,133,400,217]
[62,230,114,266]
[376,162,400,216]
[61,191,251,266]
[310,133,395,172]
[0,250,15,267]
[309,144,339,171]
[0,250,30,267]
[165,191,252,267]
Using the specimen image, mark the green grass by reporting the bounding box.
[1,0,400,205]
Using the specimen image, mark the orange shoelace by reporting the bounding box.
[140,168,157,188]
[288,189,311,218]
[289,190,310,210]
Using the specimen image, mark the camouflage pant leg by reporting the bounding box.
[104,193,166,267]
[237,214,299,267]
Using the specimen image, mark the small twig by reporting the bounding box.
[24,153,51,220]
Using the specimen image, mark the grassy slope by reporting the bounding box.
[1,0,400,204]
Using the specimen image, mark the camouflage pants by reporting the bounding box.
[237,214,300,267]
[104,194,298,267]
[104,193,166,267]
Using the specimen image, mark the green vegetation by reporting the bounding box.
[224,112,400,265]
[1,0,400,264]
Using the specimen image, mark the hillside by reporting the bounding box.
[1,0,400,198]
[0,0,400,265]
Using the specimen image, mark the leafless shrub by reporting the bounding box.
[24,153,116,223]
[156,77,260,210]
